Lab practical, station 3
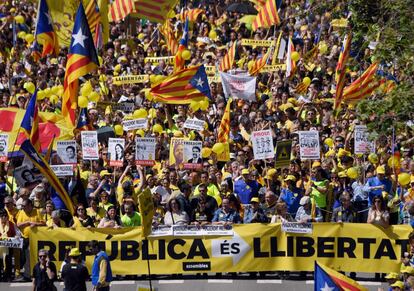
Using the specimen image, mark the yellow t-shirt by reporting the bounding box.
[86,207,106,226]
[16,209,44,238]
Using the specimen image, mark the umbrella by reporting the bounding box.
[226,2,258,15]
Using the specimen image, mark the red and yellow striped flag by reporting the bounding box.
[295,81,309,95]
[334,33,352,111]
[130,0,177,24]
[219,41,237,72]
[160,20,179,55]
[249,49,270,76]
[250,0,267,9]
[343,63,383,103]
[85,0,101,32]
[285,37,297,78]
[252,0,280,30]
[217,99,232,143]
[179,8,204,22]
[108,0,134,22]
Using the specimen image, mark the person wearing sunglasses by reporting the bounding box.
[32,249,56,291]
[367,196,390,228]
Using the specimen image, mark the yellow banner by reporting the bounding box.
[261,64,286,72]
[144,56,175,64]
[241,39,274,47]
[29,223,410,275]
[113,75,149,85]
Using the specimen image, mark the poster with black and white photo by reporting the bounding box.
[251,130,274,160]
[14,164,42,187]
[298,131,320,160]
[354,125,374,154]
[183,140,203,170]
[0,134,9,162]
[108,138,125,167]
[135,137,156,166]
[57,140,77,164]
[81,131,99,160]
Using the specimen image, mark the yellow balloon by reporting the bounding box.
[388,156,400,169]
[199,99,209,111]
[319,42,328,54]
[49,95,59,104]
[14,15,25,24]
[43,88,52,97]
[201,147,212,158]
[324,138,334,148]
[291,51,300,62]
[181,50,191,61]
[212,143,225,154]
[398,173,411,186]
[148,108,156,119]
[114,124,124,136]
[153,124,163,134]
[133,108,147,119]
[78,96,88,108]
[81,81,93,97]
[37,90,45,100]
[17,31,26,39]
[51,86,59,95]
[114,64,121,72]
[89,91,100,102]
[303,77,311,86]
[24,82,35,94]
[24,34,35,43]
[209,30,217,40]
[346,167,359,179]
[57,87,64,97]
[368,153,378,164]
[189,100,200,111]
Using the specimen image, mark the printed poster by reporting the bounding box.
[108,138,125,167]
[135,137,156,166]
[251,130,274,160]
[81,131,99,160]
[0,134,9,162]
[298,131,320,160]
[57,140,77,164]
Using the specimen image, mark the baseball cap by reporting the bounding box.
[384,272,399,279]
[390,281,404,289]
[376,165,386,174]
[299,196,310,205]
[250,197,260,203]
[284,175,296,182]
[241,169,250,175]
[68,248,82,257]
[100,170,111,177]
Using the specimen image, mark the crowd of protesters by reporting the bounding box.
[0,0,413,289]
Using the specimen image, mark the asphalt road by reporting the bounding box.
[1,278,388,291]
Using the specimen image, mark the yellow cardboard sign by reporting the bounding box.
[241,39,274,47]
[113,75,149,85]
[204,65,217,75]
[30,223,410,275]
[144,56,175,64]
[261,64,286,72]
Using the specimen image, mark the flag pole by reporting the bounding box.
[9,128,21,191]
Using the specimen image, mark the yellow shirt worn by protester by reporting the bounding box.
[193,183,220,198]
[16,209,44,238]
[6,208,18,224]
[99,202,114,211]
[46,218,66,228]
[86,207,106,226]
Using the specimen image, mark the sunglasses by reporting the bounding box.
[38,255,47,258]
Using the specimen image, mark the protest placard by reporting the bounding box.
[220,72,256,101]
[81,131,99,160]
[183,118,206,131]
[275,140,292,168]
[251,130,274,160]
[57,140,77,164]
[113,102,134,112]
[183,140,203,169]
[0,237,23,248]
[282,222,313,234]
[108,138,125,167]
[298,131,320,160]
[123,118,148,131]
[0,134,9,162]
[169,138,186,168]
[14,164,42,187]
[135,137,156,166]
[50,165,74,177]
[354,125,374,154]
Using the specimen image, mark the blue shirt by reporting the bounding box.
[234,179,259,204]
[212,208,241,224]
[279,187,302,216]
[366,176,393,206]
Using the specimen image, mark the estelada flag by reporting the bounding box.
[35,0,59,57]
[150,65,211,104]
[20,90,41,151]
[314,261,368,291]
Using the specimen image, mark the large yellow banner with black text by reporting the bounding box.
[29,223,411,275]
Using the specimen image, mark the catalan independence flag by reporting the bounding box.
[314,261,367,291]
[252,0,281,30]
[249,49,270,76]
[76,107,93,131]
[85,0,102,49]
[160,20,179,55]
[174,17,189,73]
[343,63,381,103]
[150,65,211,104]
[219,41,237,72]
[35,0,59,57]
[131,0,177,24]
[217,99,232,143]
[179,8,204,22]
[334,33,352,112]
[285,37,297,78]
[108,0,134,22]
[62,2,99,128]
[20,139,74,213]
[20,90,41,151]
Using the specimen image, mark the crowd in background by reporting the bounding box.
[0,0,412,289]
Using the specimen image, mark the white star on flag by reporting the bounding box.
[81,115,87,123]
[44,12,53,26]
[320,282,335,291]
[72,28,88,48]
[195,78,204,88]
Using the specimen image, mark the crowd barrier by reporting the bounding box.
[29,223,411,275]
